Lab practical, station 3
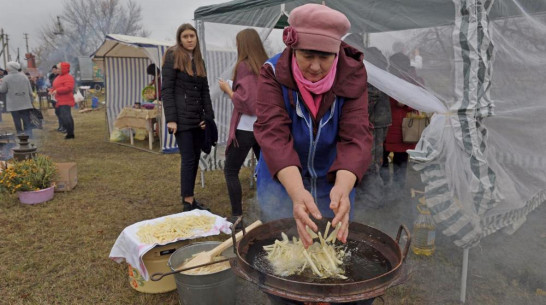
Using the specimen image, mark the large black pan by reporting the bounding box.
[230,218,410,303]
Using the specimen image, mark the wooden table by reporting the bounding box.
[114,107,159,150]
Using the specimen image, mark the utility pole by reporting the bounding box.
[5,33,11,62]
[54,16,64,35]
[24,33,30,53]
[0,28,6,68]
[53,16,67,62]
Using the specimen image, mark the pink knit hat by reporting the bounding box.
[283,4,351,54]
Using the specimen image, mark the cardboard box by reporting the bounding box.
[54,162,77,192]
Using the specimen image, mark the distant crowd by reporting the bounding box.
[0,61,76,139]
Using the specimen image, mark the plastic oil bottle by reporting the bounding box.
[411,197,436,256]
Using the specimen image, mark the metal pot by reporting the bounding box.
[230,218,410,303]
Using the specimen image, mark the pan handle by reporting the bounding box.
[396,224,411,262]
[230,216,245,255]
[150,258,231,281]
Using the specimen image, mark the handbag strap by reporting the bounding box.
[406,111,428,119]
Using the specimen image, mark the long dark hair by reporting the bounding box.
[232,28,268,80]
[165,23,206,77]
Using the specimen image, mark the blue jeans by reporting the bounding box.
[11,109,33,136]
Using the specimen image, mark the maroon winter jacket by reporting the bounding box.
[52,62,75,107]
[254,42,373,184]
[226,61,259,152]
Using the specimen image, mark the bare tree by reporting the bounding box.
[35,0,149,71]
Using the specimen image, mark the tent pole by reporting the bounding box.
[264,3,286,41]
[196,20,206,62]
[104,58,111,141]
[460,248,469,303]
[197,19,206,185]
[153,55,160,152]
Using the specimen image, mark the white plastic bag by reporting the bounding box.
[74,90,84,103]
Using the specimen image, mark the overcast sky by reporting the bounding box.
[0,0,226,62]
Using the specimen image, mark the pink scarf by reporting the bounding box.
[291,54,338,118]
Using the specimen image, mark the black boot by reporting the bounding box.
[191,199,210,211]
[182,200,193,212]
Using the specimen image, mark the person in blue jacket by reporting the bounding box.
[254,6,375,304]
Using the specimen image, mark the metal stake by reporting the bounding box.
[460,248,469,303]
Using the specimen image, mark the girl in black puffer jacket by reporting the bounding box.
[162,23,215,211]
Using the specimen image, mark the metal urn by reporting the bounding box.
[12,134,37,161]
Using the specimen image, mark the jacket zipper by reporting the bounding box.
[295,95,337,203]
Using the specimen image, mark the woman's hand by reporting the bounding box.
[218,79,233,98]
[329,170,357,243]
[167,122,177,134]
[292,187,321,248]
[199,121,206,130]
[277,166,322,248]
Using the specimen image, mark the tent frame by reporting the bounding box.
[191,0,544,303]
[92,34,174,154]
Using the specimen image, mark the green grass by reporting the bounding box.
[0,108,253,304]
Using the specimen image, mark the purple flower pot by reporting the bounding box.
[18,185,55,205]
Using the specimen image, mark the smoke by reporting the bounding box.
[249,161,546,303]
[255,181,294,223]
[351,162,546,304]
[0,142,15,161]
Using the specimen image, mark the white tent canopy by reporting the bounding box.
[194,0,546,248]
[92,34,178,153]
[92,34,171,64]
[194,1,546,302]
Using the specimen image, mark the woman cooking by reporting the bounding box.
[255,6,374,304]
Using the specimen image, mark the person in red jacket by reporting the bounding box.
[382,53,416,196]
[50,62,75,139]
